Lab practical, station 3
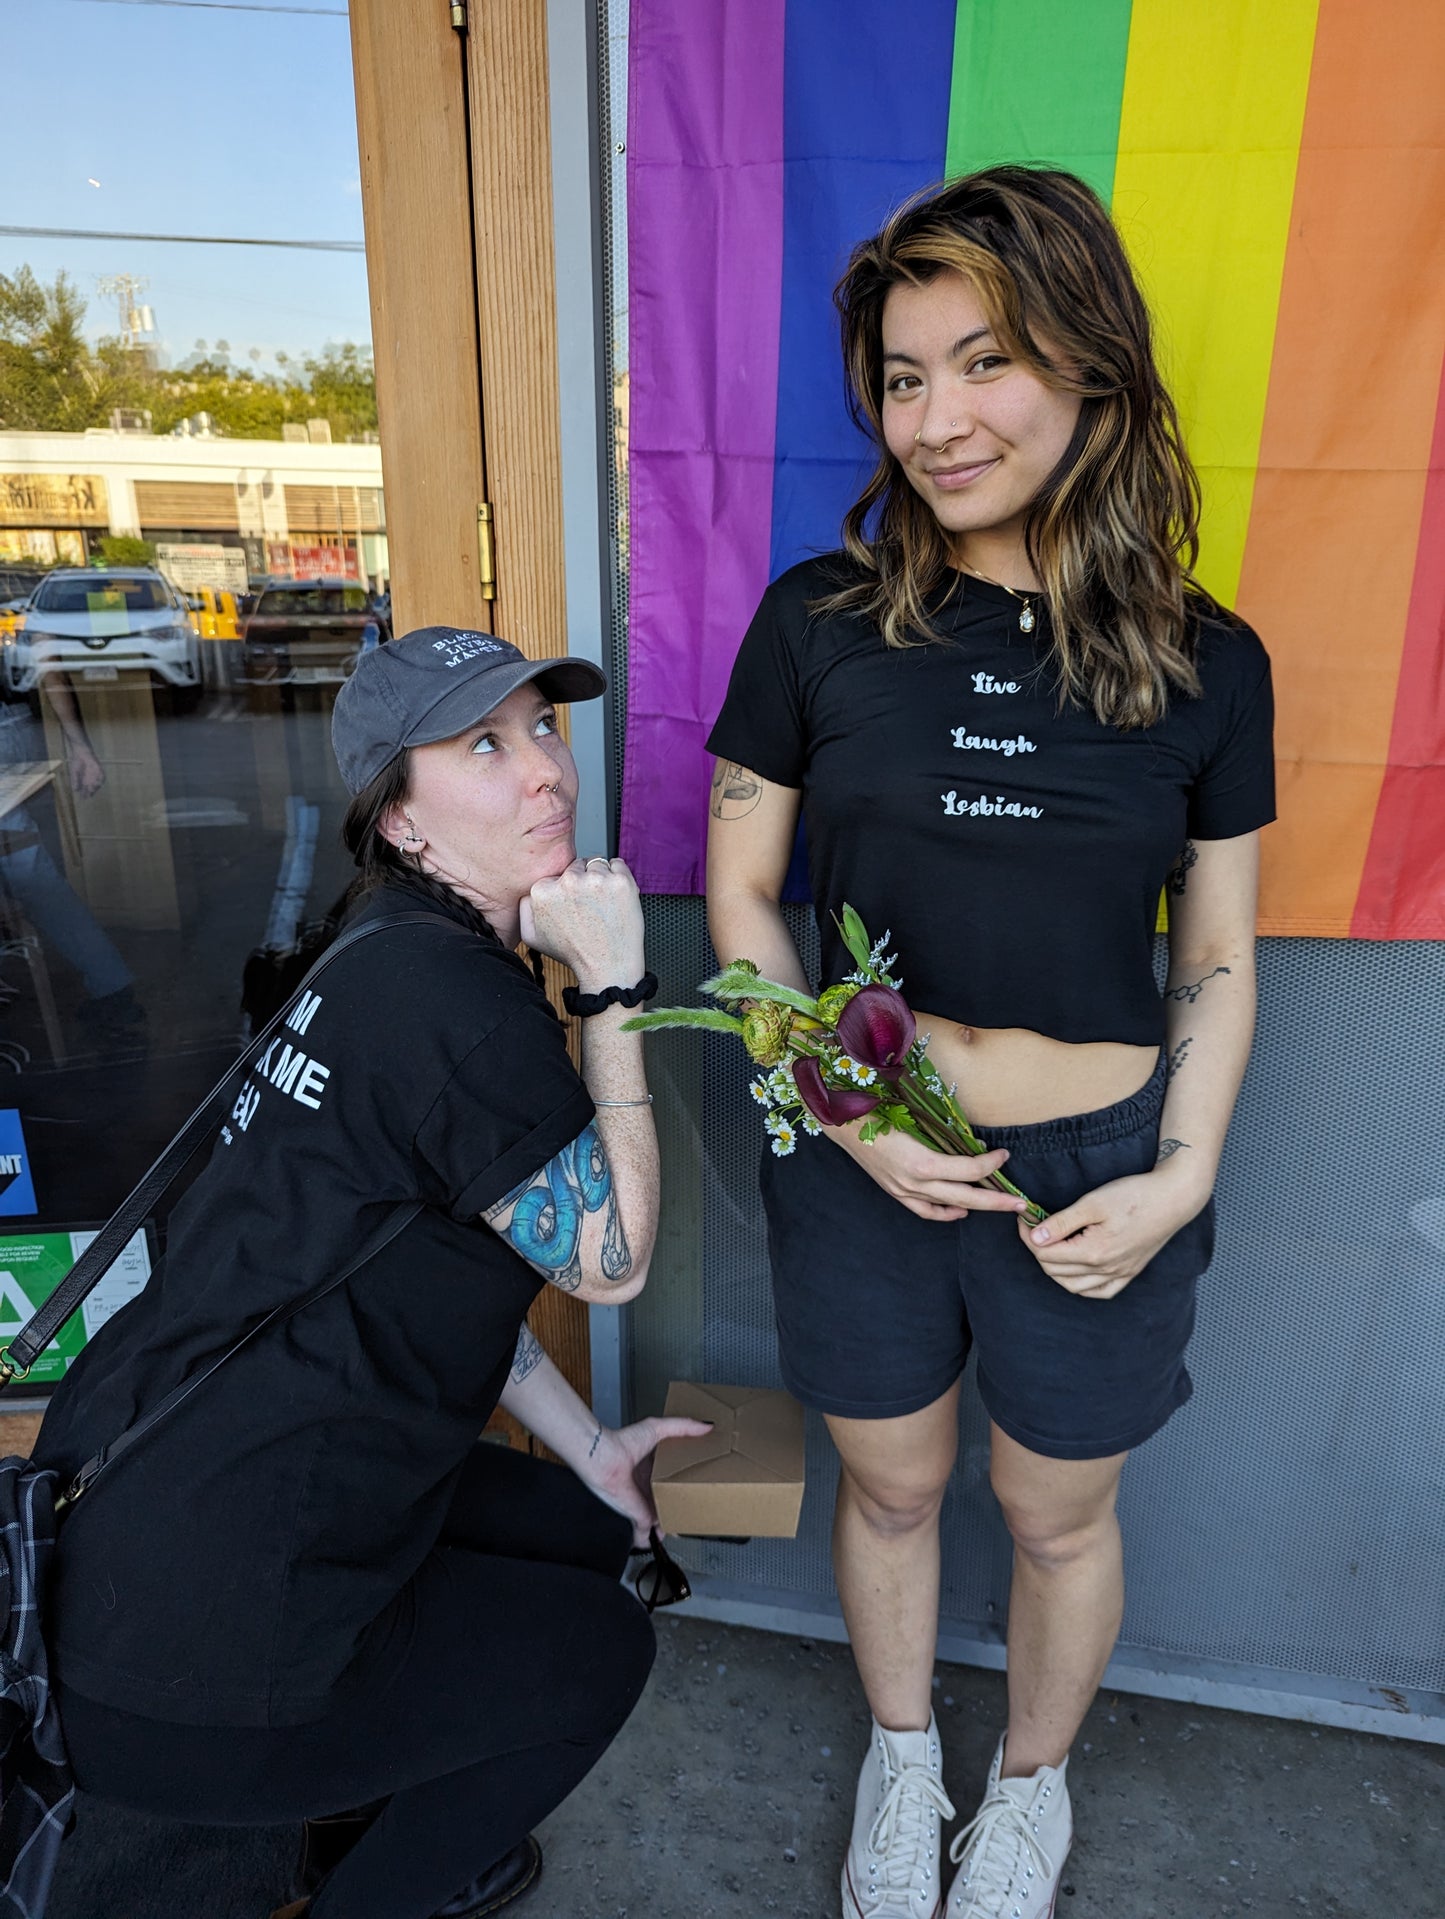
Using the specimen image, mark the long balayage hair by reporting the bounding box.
[820,165,1223,729]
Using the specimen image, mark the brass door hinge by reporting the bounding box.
[477,502,497,600]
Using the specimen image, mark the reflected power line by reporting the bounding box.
[69,2,347,15]
[0,226,364,254]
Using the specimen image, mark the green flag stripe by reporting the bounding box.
[945,0,1134,203]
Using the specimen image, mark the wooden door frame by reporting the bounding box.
[350,0,611,1428]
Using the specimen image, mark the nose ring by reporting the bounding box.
[914,421,960,451]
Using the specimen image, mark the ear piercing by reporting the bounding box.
[400,814,424,850]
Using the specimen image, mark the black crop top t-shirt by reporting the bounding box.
[706,556,1275,1047]
[34,882,594,1726]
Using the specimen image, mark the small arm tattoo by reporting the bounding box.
[1165,965,1231,1004]
[485,1123,632,1291]
[1167,840,1198,896]
[1155,1138,1191,1164]
[710,758,763,819]
[510,1322,544,1383]
[1165,1038,1194,1083]
[587,1425,602,1460]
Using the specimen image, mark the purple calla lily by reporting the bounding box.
[835,983,915,1080]
[793,1056,881,1127]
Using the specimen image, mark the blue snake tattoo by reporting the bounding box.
[491,1124,631,1290]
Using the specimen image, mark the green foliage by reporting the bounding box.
[619,1008,745,1035]
[836,903,872,972]
[97,535,156,567]
[0,267,377,442]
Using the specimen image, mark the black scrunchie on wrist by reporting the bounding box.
[562,971,659,1018]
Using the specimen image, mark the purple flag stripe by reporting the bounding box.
[621,0,786,892]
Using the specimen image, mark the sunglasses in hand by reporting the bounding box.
[629,1526,691,1613]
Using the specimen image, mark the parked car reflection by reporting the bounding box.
[240,579,386,693]
[1,568,202,714]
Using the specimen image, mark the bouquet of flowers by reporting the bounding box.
[623,904,1045,1224]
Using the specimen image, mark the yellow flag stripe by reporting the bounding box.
[1111,0,1320,606]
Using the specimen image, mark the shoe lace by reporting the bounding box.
[866,1763,957,1891]
[946,1788,1054,1914]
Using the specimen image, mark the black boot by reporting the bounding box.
[434,1836,542,1918]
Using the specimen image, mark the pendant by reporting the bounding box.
[1019,602,1035,634]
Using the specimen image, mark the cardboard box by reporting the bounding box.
[651,1382,806,1538]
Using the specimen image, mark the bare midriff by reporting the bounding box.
[914,1010,1160,1129]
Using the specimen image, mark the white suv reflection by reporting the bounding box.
[3,568,203,709]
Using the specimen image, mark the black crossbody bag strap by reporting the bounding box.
[55,1198,423,1512]
[0,907,468,1384]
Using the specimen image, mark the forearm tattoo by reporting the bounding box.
[1164,965,1232,1004]
[1165,1038,1194,1083]
[587,1426,603,1460]
[710,758,763,819]
[510,1322,544,1383]
[1167,840,1198,896]
[487,1123,632,1290]
[1155,1138,1192,1164]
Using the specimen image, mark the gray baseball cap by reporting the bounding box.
[331,625,606,794]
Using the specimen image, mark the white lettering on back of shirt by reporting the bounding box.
[293,1060,331,1110]
[287,990,323,1037]
[266,1043,308,1096]
[254,1038,334,1111]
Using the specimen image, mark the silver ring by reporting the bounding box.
[585,857,610,869]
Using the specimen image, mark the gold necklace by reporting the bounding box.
[957,558,1037,634]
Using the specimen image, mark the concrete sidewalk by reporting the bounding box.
[49,1614,1442,1918]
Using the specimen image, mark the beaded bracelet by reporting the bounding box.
[562,971,658,1018]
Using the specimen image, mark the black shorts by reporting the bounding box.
[760,1054,1214,1460]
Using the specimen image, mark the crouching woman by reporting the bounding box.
[33,627,704,1919]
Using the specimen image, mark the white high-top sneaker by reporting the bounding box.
[943,1734,1072,1918]
[841,1714,956,1919]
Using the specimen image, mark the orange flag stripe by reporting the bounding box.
[1238,0,1445,936]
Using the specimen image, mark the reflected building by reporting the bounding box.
[0,427,387,590]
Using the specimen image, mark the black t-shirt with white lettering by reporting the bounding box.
[34,881,593,1726]
[706,556,1275,1046]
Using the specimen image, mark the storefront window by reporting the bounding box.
[0,4,384,1386]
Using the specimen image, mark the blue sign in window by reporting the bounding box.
[0,1111,38,1217]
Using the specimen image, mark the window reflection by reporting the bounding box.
[0,2,382,1375]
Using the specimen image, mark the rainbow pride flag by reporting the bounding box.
[622,0,1445,939]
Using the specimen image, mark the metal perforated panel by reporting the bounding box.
[632,899,1445,1704]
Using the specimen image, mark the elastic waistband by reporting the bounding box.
[976,1051,1166,1154]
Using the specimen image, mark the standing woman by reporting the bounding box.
[706,169,1274,1919]
[34,628,707,1919]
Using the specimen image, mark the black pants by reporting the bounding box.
[57,1444,655,1919]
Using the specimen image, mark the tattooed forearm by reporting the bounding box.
[1167,840,1198,896]
[1155,1138,1192,1164]
[487,1123,631,1292]
[710,758,763,820]
[587,1425,603,1460]
[1164,965,1232,1004]
[510,1322,544,1383]
[1165,1038,1193,1083]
